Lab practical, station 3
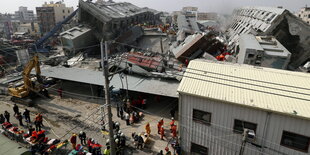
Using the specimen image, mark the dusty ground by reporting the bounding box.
[0,91,178,155]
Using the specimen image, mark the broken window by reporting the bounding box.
[233,119,257,133]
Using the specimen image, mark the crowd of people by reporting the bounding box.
[0,93,182,155]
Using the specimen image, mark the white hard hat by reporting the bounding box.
[115,139,119,143]
[120,133,124,137]
[106,139,110,143]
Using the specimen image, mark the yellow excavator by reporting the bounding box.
[8,55,44,106]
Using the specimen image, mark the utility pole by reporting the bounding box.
[160,36,164,54]
[101,40,116,155]
[239,129,249,155]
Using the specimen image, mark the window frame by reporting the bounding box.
[192,109,212,125]
[233,119,257,134]
[280,130,310,153]
[191,142,209,155]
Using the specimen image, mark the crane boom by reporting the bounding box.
[33,9,79,50]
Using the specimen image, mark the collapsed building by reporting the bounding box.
[171,32,225,63]
[60,25,97,55]
[227,6,310,70]
[78,0,161,41]
[235,34,291,69]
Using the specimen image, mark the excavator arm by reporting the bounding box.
[22,55,41,90]
[8,55,41,99]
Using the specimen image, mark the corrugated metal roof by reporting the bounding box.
[178,60,310,120]
[38,67,179,97]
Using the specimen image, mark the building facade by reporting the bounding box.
[36,1,74,34]
[14,6,35,22]
[227,6,310,70]
[60,26,97,54]
[296,6,310,24]
[182,6,198,18]
[197,12,217,21]
[17,23,40,36]
[236,34,291,69]
[178,60,310,155]
[78,0,161,41]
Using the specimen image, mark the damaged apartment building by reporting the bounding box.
[227,6,310,70]
[235,34,291,69]
[78,0,161,41]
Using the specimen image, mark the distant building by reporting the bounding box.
[0,13,14,39]
[14,7,35,22]
[36,1,74,34]
[227,6,310,70]
[236,34,291,69]
[197,12,217,21]
[182,6,198,18]
[296,6,310,24]
[17,23,40,36]
[178,60,310,155]
[78,0,161,41]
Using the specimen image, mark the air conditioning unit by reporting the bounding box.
[243,129,256,143]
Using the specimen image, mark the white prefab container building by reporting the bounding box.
[178,60,310,155]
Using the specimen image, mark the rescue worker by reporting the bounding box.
[129,113,134,125]
[92,141,102,155]
[0,114,5,124]
[106,139,110,147]
[70,133,77,150]
[171,125,177,138]
[87,138,93,153]
[165,147,172,155]
[170,118,175,132]
[16,112,24,126]
[125,113,130,126]
[145,122,151,135]
[116,103,120,117]
[28,125,35,135]
[34,119,41,131]
[115,122,120,132]
[23,108,31,123]
[142,99,147,109]
[103,146,110,155]
[159,118,164,127]
[184,59,189,67]
[78,131,87,145]
[160,126,165,140]
[120,133,126,148]
[137,133,144,149]
[120,105,124,119]
[4,111,10,123]
[35,113,43,127]
[157,120,162,134]
[57,87,63,98]
[13,104,19,116]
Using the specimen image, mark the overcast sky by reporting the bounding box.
[1,0,309,14]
